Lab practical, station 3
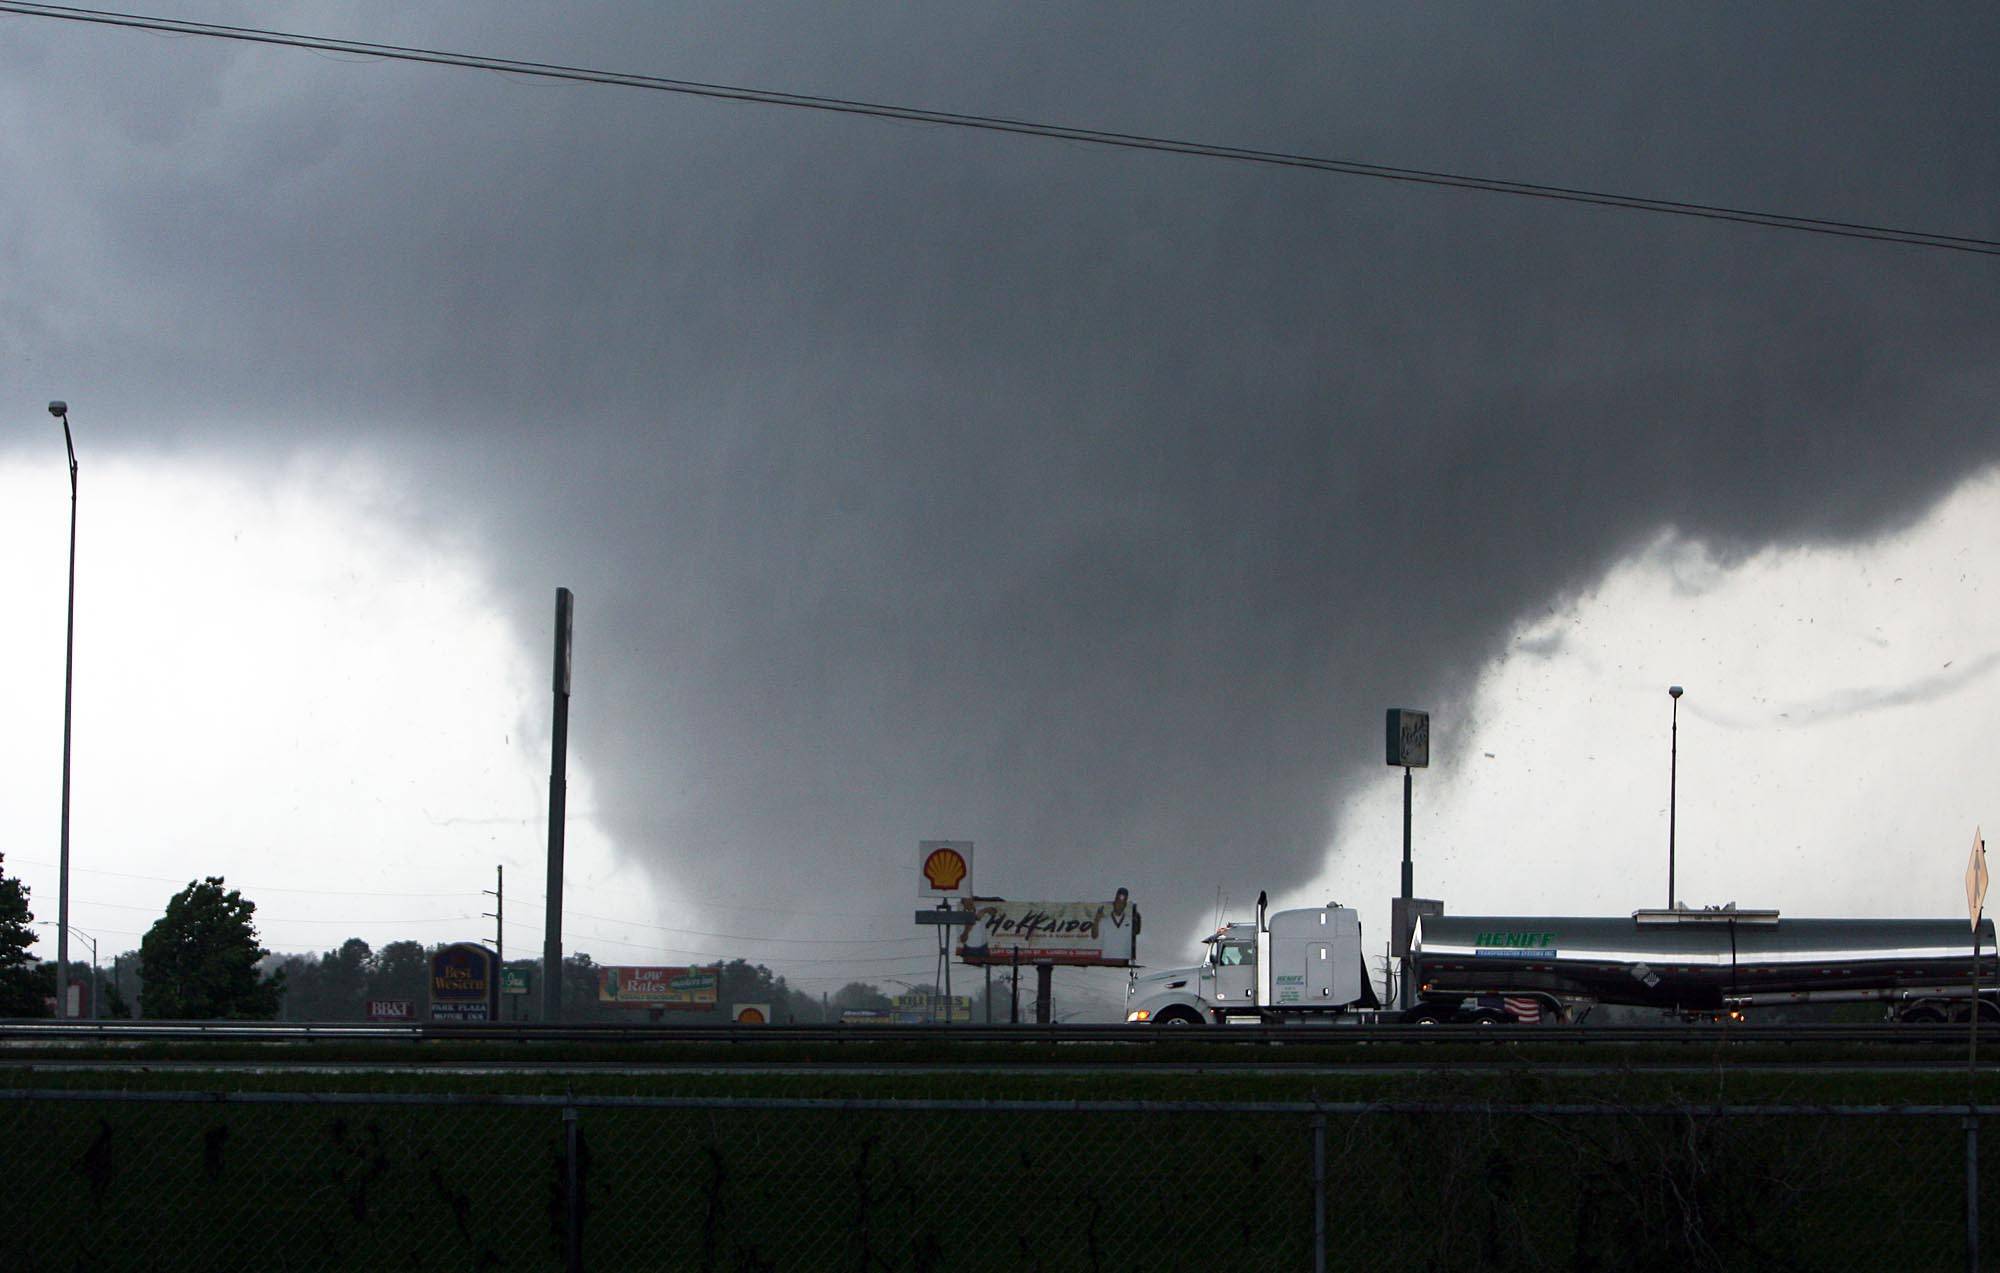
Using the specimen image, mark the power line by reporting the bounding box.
[15,855,928,946]
[4,2,1993,257]
[552,909,930,946]
[12,856,912,926]
[497,916,929,965]
[65,897,477,925]
[9,857,475,899]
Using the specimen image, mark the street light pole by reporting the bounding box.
[34,921,95,1019]
[49,401,78,1018]
[1668,685,1683,909]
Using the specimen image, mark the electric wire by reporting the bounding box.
[9,856,478,898]
[13,857,919,943]
[3,2,1994,257]
[496,916,933,966]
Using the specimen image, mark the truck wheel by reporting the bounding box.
[1464,1009,1508,1026]
[1154,1008,1201,1026]
[1406,1005,1450,1026]
[1902,1006,1945,1025]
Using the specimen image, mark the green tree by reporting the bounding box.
[562,951,603,1021]
[707,958,818,1024]
[139,877,285,1019]
[286,937,372,1019]
[367,939,431,1005]
[272,952,321,1021]
[829,981,891,1015]
[0,855,46,1016]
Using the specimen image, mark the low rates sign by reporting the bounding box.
[597,965,720,1009]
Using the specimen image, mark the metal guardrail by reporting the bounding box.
[2,1018,1998,1046]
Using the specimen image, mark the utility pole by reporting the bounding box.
[483,865,503,1017]
[483,865,503,964]
[1010,946,1020,1024]
[543,588,574,1025]
[49,402,78,1018]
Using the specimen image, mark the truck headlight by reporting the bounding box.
[1126,1009,1151,1022]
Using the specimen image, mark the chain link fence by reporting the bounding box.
[1,1090,1992,1271]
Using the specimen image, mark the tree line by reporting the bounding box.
[0,854,942,1022]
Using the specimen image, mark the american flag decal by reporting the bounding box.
[1503,996,1542,1024]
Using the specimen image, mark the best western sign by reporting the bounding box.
[428,943,496,1023]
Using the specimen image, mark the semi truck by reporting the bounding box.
[1125,893,1998,1025]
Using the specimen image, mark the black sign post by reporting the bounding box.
[1386,709,1430,1009]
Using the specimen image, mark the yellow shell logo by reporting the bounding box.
[923,846,968,891]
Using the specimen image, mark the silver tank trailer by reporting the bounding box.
[1412,909,1997,1013]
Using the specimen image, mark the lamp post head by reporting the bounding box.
[1668,685,1683,699]
[48,400,67,419]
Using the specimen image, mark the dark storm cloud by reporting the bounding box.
[5,3,1996,946]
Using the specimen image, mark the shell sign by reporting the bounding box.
[918,840,974,898]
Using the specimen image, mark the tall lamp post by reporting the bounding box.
[48,401,78,1018]
[1667,685,1683,909]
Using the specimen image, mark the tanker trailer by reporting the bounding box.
[1408,907,1998,1024]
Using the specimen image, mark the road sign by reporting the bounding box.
[501,968,530,995]
[1968,828,1988,931]
[1385,709,1429,768]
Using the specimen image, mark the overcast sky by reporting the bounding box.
[2,4,1995,1007]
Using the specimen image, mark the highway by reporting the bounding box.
[4,1018,1998,1048]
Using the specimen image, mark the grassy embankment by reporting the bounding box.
[7,1036,1995,1269]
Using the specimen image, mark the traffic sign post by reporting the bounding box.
[1387,709,1429,1010]
[1968,827,1987,1273]
[1967,829,1988,1067]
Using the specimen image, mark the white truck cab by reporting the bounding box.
[1126,894,1382,1024]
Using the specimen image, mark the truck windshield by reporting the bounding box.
[1216,943,1255,966]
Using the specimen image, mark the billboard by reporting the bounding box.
[597,965,720,1009]
[367,998,415,1022]
[429,943,496,1022]
[955,893,1140,967]
[840,1009,893,1025]
[732,1003,772,1024]
[892,994,971,1023]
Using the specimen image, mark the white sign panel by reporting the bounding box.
[954,893,1140,967]
[918,840,975,899]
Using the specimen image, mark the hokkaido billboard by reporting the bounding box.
[954,892,1140,967]
[597,965,720,1009]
